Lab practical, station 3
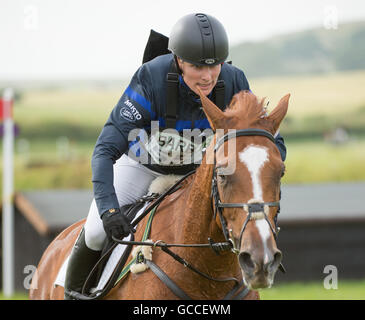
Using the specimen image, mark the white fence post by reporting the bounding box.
[2,88,15,297]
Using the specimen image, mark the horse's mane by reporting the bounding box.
[224,90,275,132]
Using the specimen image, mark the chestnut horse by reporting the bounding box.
[30,89,289,300]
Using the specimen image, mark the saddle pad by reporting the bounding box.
[54,202,149,291]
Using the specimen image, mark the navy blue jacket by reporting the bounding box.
[92,54,286,216]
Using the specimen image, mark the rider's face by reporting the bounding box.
[177,58,221,96]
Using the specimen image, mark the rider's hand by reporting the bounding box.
[101,208,133,240]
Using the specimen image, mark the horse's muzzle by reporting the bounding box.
[238,250,282,289]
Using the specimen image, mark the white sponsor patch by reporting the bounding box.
[120,99,142,122]
[144,122,214,166]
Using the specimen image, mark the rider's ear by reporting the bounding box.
[197,87,225,131]
[267,94,290,134]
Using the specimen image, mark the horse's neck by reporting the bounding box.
[182,162,217,242]
[180,159,240,285]
[182,140,224,243]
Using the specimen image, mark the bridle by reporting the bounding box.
[211,128,281,253]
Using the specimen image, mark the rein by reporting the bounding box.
[112,237,247,299]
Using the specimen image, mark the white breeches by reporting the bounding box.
[84,154,162,250]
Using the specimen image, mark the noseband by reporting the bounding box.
[211,128,281,253]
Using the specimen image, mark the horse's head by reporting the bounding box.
[199,89,290,289]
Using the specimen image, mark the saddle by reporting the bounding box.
[92,193,160,284]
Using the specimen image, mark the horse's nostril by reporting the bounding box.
[274,251,282,263]
[239,252,255,272]
[267,251,282,272]
[274,251,282,265]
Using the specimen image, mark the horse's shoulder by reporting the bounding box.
[39,220,85,268]
[54,219,85,242]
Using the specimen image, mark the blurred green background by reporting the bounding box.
[2,68,365,194]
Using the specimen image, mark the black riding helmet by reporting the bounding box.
[168,13,229,66]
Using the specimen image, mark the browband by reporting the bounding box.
[214,128,275,152]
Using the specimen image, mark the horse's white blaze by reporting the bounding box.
[239,145,271,263]
[238,145,268,200]
[255,220,271,264]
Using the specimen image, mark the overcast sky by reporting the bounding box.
[1,0,365,81]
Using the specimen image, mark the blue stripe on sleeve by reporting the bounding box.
[176,120,192,131]
[194,118,211,129]
[158,118,192,131]
[158,117,165,128]
[125,86,156,119]
[158,118,212,131]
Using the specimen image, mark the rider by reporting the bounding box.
[64,13,287,299]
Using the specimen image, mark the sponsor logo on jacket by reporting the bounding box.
[120,99,142,122]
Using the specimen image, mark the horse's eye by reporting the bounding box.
[280,164,286,178]
[280,169,285,178]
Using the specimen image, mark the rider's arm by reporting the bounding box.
[92,65,154,216]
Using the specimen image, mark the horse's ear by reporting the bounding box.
[267,93,290,134]
[197,87,225,131]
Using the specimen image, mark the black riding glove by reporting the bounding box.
[101,208,133,240]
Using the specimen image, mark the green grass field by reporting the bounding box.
[14,70,365,122]
[2,278,365,300]
[3,138,364,191]
[12,70,365,141]
[282,138,365,184]
[251,70,365,119]
[259,278,365,300]
[0,292,29,300]
[0,136,364,194]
